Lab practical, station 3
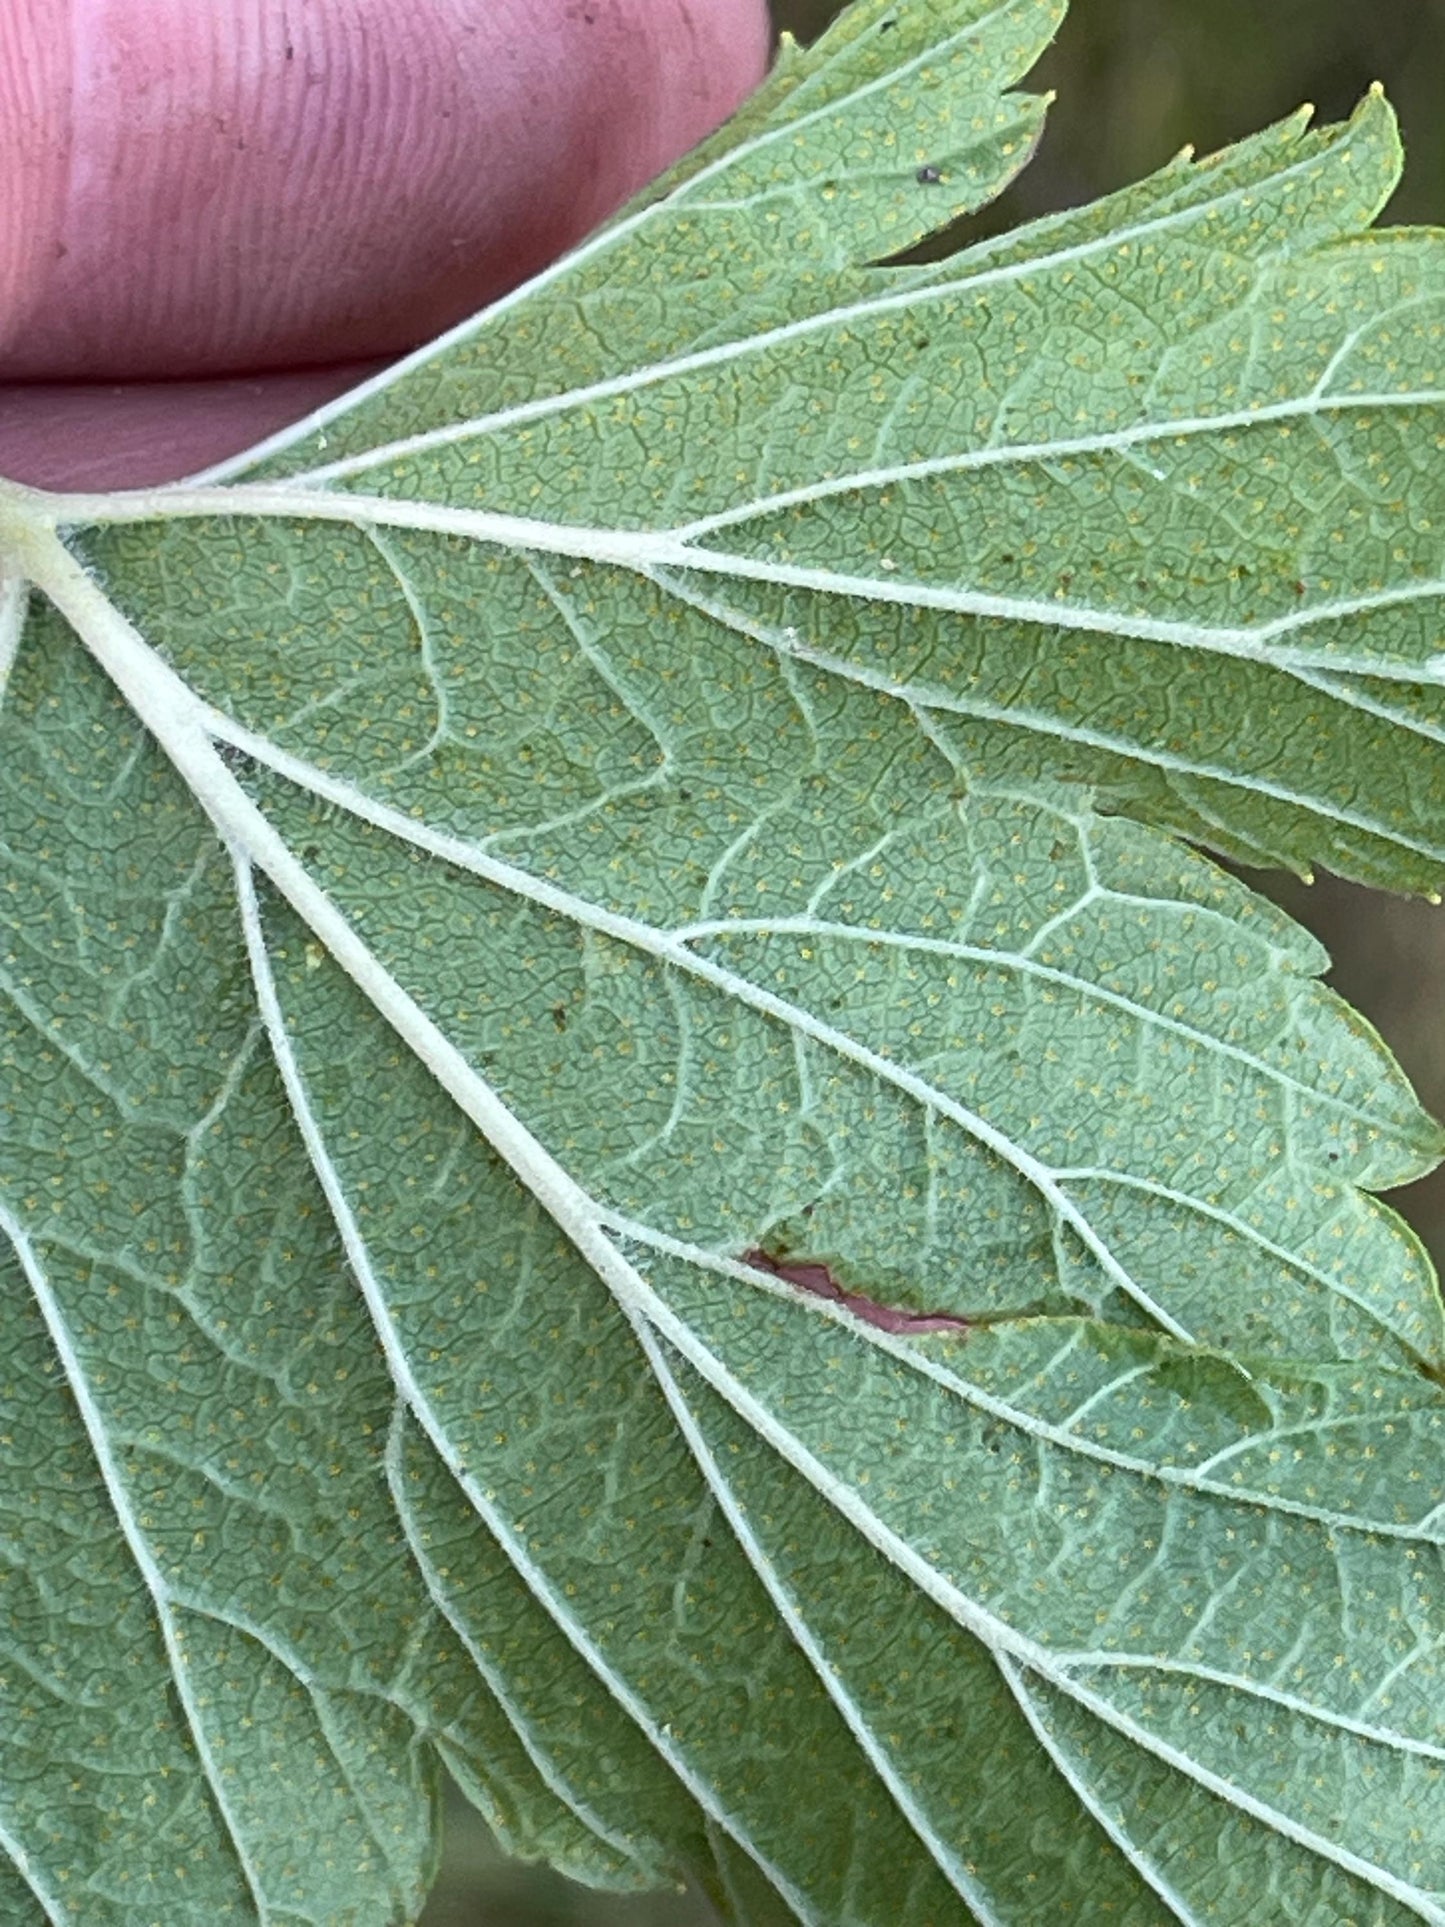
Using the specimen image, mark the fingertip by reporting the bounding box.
[0,0,773,382]
[0,366,381,490]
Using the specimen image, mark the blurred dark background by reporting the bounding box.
[422,0,1445,1917]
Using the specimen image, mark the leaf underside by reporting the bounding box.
[3,1,1445,1921]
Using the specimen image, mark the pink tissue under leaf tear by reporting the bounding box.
[742,1250,970,1337]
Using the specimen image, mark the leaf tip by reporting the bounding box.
[1351,77,1402,142]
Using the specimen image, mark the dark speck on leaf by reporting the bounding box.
[552,1006,568,1032]
[916,165,943,185]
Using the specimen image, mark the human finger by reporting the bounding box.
[0,0,771,382]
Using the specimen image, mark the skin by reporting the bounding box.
[0,0,772,489]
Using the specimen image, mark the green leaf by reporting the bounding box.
[2,0,1445,1920]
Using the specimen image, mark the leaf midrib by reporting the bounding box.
[44,476,1445,693]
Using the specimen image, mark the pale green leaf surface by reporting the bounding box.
[128,37,1445,893]
[0,625,704,1918]
[68,536,1444,1360]
[222,0,1065,476]
[3,0,1445,1920]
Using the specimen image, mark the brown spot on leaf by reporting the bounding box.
[742,1249,969,1337]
